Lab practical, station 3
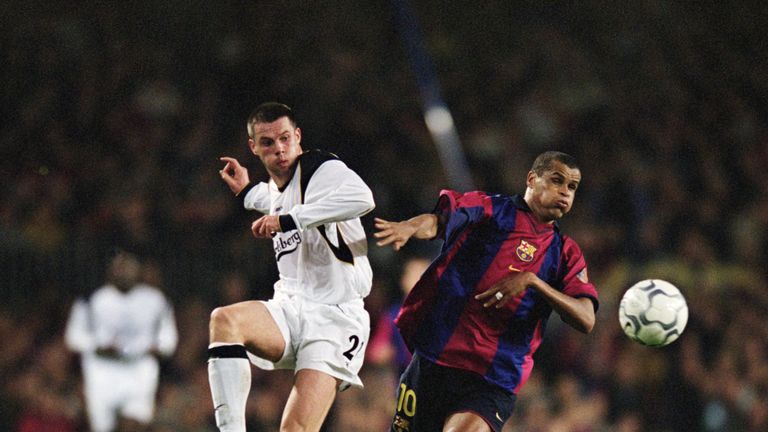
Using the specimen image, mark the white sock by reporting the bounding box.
[208,344,251,432]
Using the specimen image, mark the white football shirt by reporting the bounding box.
[242,150,375,304]
[65,284,178,360]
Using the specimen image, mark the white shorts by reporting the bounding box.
[247,293,370,390]
[81,356,159,432]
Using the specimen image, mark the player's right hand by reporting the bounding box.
[373,217,415,251]
[219,156,250,195]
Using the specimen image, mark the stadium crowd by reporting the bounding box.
[1,1,766,431]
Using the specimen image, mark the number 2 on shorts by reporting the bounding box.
[343,335,363,361]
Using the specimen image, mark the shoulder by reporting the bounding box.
[560,234,587,260]
[435,189,517,219]
[132,284,169,302]
[89,285,115,301]
[297,150,348,196]
[437,189,495,209]
[298,149,341,177]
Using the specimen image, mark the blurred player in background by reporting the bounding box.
[65,248,178,432]
[367,255,431,374]
[209,102,375,432]
[375,151,599,432]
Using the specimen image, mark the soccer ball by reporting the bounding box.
[618,279,689,347]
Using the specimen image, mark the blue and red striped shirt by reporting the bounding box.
[395,190,599,394]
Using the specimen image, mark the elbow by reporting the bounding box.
[576,306,596,334]
[566,312,595,334]
[358,193,375,216]
[580,316,595,334]
[572,298,596,334]
[364,190,375,212]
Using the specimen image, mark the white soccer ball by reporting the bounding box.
[618,279,689,347]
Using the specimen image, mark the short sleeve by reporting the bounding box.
[433,189,494,243]
[560,237,599,311]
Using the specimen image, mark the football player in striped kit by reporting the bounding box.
[375,151,599,432]
[65,249,178,432]
[210,102,375,432]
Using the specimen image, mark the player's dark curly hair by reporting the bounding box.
[247,102,298,138]
[531,151,579,175]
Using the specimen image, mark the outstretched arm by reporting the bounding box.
[476,271,596,333]
[374,214,439,251]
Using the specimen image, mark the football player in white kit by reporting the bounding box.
[210,102,375,432]
[65,249,178,432]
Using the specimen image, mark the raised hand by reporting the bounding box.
[219,156,251,195]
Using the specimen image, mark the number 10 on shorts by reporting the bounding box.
[397,383,416,417]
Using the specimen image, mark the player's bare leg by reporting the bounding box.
[443,412,492,432]
[209,300,285,359]
[280,369,340,432]
[208,301,286,432]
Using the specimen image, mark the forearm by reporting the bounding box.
[406,214,439,240]
[531,278,595,333]
[292,164,375,230]
[289,185,375,230]
[374,213,439,251]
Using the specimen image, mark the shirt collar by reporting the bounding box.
[512,194,560,232]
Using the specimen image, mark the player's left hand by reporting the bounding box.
[251,215,281,238]
[475,270,537,308]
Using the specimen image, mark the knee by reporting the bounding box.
[210,306,239,333]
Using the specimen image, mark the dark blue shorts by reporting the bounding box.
[390,353,516,432]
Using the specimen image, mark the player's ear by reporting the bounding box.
[526,170,537,188]
[248,138,258,155]
[294,127,302,144]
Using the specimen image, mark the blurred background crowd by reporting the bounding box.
[1,1,767,431]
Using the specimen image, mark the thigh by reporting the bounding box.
[391,354,515,432]
[391,354,443,432]
[82,360,120,432]
[281,368,339,432]
[443,412,492,432]
[84,391,116,432]
[121,361,159,424]
[442,369,515,432]
[295,300,370,390]
[228,300,287,362]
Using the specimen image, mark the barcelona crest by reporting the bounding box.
[516,240,537,262]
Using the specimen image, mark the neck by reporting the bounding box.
[271,171,292,189]
[523,192,555,225]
